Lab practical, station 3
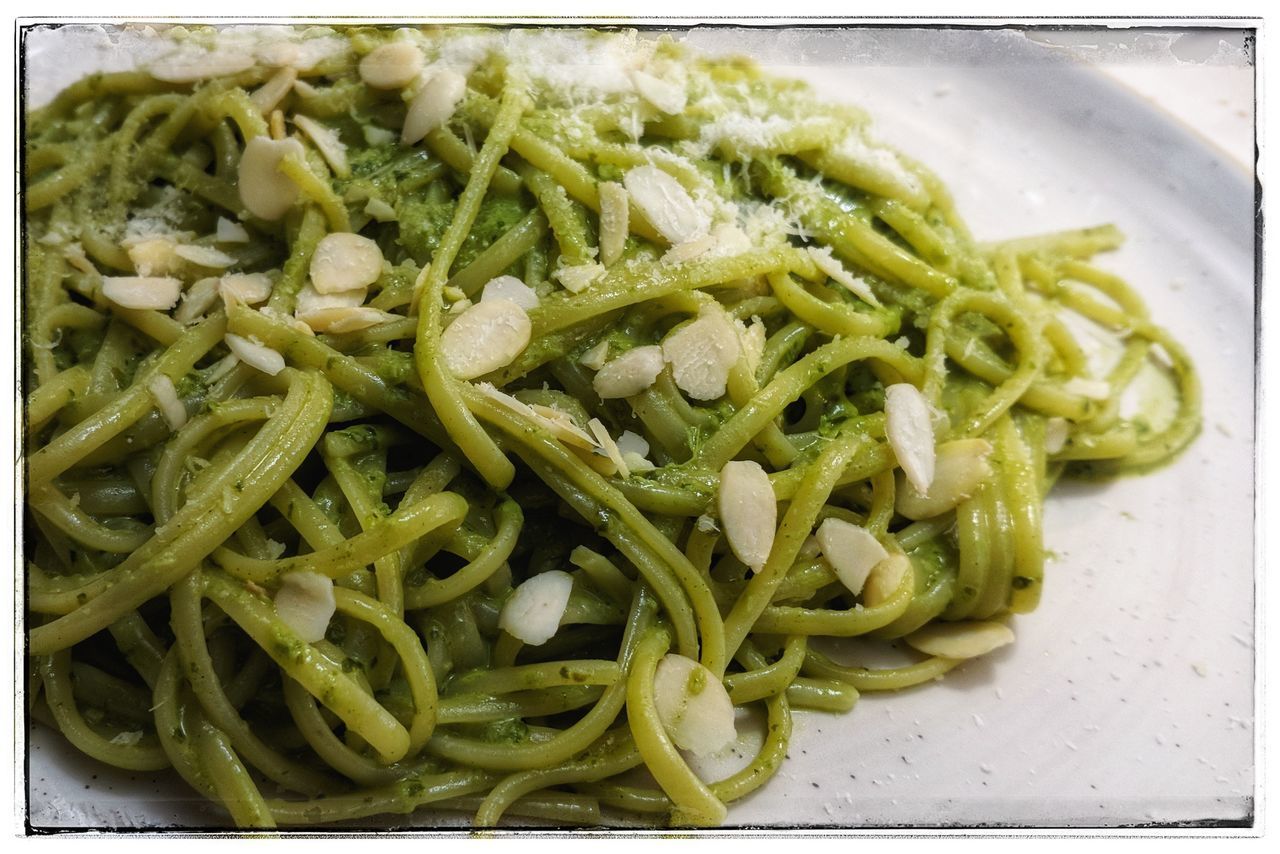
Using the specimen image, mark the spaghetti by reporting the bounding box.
[23,26,1200,828]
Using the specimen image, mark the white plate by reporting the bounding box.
[24,24,1256,830]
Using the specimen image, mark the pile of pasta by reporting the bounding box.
[24,27,1199,827]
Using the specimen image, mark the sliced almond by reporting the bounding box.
[588,418,631,479]
[717,459,776,573]
[623,165,710,245]
[250,66,299,116]
[807,245,882,307]
[216,218,251,244]
[274,571,336,643]
[149,49,254,83]
[473,383,596,450]
[125,237,182,277]
[498,570,574,646]
[480,275,539,310]
[1063,377,1111,401]
[579,339,611,371]
[219,272,274,308]
[310,306,397,334]
[653,654,736,757]
[364,198,398,222]
[102,276,182,311]
[895,438,994,521]
[293,114,351,179]
[662,232,717,265]
[630,69,688,115]
[885,383,937,494]
[904,620,1015,660]
[617,430,656,473]
[592,345,664,399]
[147,374,187,431]
[1044,416,1070,455]
[294,282,366,330]
[862,553,913,607]
[554,262,606,294]
[440,298,531,380]
[175,277,222,324]
[238,136,305,221]
[402,68,467,146]
[662,307,741,401]
[310,232,384,294]
[597,181,630,267]
[359,41,426,90]
[815,518,889,597]
[175,244,237,269]
[225,333,285,376]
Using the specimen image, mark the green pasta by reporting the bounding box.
[23,25,1199,829]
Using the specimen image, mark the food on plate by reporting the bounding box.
[23,25,1200,827]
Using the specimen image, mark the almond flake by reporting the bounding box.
[175,277,222,324]
[225,333,285,376]
[718,459,776,573]
[597,181,630,267]
[862,554,912,606]
[904,620,1015,660]
[147,374,187,431]
[219,272,274,307]
[630,69,688,115]
[579,339,611,371]
[238,136,306,221]
[895,438,994,521]
[592,345,664,399]
[402,68,467,146]
[554,262,606,294]
[294,282,366,327]
[125,237,182,277]
[662,307,741,401]
[1063,377,1112,401]
[1044,417,1070,454]
[653,654,736,757]
[617,430,655,473]
[623,165,710,245]
[480,275,540,310]
[274,572,336,643]
[102,276,182,311]
[310,232,384,294]
[498,570,574,646]
[815,518,889,597]
[662,232,717,265]
[175,244,237,269]
[311,307,397,334]
[588,418,631,479]
[359,41,426,90]
[440,298,531,380]
[807,246,882,307]
[364,198,398,222]
[216,218,251,243]
[293,114,351,179]
[885,383,936,494]
[250,66,299,115]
